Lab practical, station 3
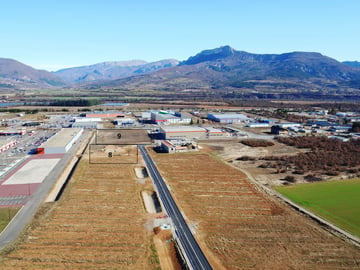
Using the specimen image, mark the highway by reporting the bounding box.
[139,145,212,270]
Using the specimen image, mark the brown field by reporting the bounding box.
[89,144,139,164]
[150,149,360,269]
[95,129,152,145]
[0,154,159,269]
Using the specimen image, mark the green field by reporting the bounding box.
[0,208,19,233]
[276,178,360,238]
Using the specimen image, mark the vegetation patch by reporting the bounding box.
[260,136,360,180]
[0,208,20,232]
[276,178,360,237]
[240,139,274,147]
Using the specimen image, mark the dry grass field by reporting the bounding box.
[150,149,360,269]
[0,154,159,269]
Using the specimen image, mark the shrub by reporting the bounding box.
[304,174,322,182]
[236,156,256,161]
[283,175,296,183]
[241,139,274,147]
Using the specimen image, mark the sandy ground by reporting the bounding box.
[153,229,181,270]
[141,191,157,214]
[203,140,305,186]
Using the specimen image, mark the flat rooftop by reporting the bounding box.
[209,113,249,119]
[160,126,206,133]
[42,128,82,148]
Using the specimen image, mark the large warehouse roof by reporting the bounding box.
[209,113,249,120]
[42,128,83,148]
[160,126,206,133]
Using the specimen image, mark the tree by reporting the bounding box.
[351,122,360,132]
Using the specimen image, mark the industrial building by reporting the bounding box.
[0,137,18,153]
[207,113,249,124]
[151,111,191,125]
[205,127,231,139]
[278,122,302,129]
[246,122,270,128]
[160,126,230,140]
[71,118,101,129]
[38,128,83,154]
[114,118,135,126]
[271,125,288,135]
[160,126,207,140]
[0,129,26,136]
[82,111,125,118]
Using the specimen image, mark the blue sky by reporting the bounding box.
[1,0,359,71]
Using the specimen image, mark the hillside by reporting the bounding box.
[343,61,360,69]
[86,46,360,100]
[54,59,179,83]
[0,58,65,88]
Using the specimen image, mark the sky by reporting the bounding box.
[1,0,359,71]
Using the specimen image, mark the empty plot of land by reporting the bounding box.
[95,129,151,145]
[0,155,158,269]
[151,151,360,269]
[89,144,138,164]
[2,159,60,185]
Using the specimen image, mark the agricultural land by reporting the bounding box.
[276,178,360,238]
[150,148,360,269]
[0,151,160,269]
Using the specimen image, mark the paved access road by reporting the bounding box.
[139,145,212,270]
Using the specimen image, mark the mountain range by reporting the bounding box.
[1,46,360,100]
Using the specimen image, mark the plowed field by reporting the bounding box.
[0,155,157,269]
[151,150,360,269]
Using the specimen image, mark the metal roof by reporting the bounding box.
[160,126,206,133]
[42,128,82,148]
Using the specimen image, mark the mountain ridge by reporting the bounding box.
[54,59,179,83]
[1,46,360,101]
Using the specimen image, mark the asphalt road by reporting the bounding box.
[139,145,212,270]
[0,130,89,251]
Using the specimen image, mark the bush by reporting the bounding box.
[241,139,274,147]
[236,156,256,161]
[304,174,322,182]
[283,175,296,183]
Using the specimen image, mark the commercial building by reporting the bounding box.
[39,128,83,154]
[207,113,249,124]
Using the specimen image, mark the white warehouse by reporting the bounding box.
[40,128,83,154]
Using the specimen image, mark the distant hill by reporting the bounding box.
[54,59,179,83]
[87,46,360,97]
[1,46,360,100]
[343,61,360,69]
[0,58,65,88]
